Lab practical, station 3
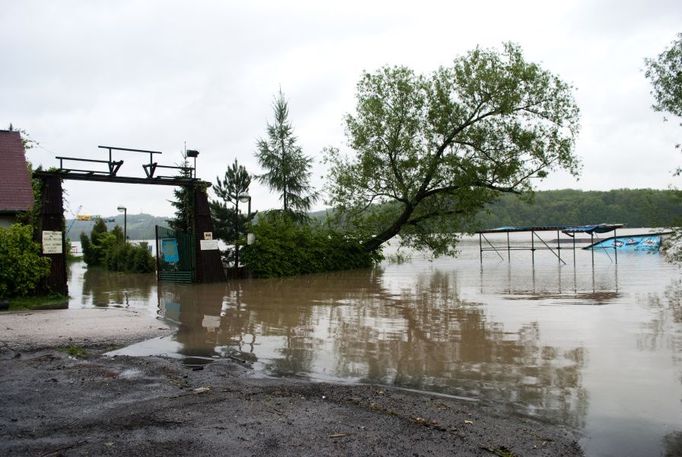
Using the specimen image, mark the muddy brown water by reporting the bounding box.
[68,232,682,457]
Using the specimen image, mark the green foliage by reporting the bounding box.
[8,293,68,310]
[0,224,51,297]
[81,221,154,273]
[645,32,682,176]
[241,212,381,278]
[6,124,39,150]
[169,151,195,232]
[105,242,155,273]
[326,42,580,256]
[62,345,88,358]
[256,90,318,219]
[15,162,41,231]
[645,33,682,119]
[81,218,110,266]
[469,189,682,230]
[210,159,256,243]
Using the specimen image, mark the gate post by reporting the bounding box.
[36,174,68,296]
[193,185,225,282]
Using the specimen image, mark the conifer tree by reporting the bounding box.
[256,90,317,220]
[210,159,255,242]
[168,151,194,232]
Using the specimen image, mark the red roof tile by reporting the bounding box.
[0,130,34,213]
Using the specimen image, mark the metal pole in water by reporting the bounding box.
[507,231,510,262]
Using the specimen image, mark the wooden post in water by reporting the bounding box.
[193,185,226,282]
[36,174,68,296]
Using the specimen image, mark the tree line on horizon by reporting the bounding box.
[470,188,682,230]
[65,187,681,242]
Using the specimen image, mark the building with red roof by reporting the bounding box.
[0,130,34,227]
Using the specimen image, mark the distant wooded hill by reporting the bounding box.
[67,189,680,241]
[310,188,681,230]
[472,189,681,229]
[66,213,169,241]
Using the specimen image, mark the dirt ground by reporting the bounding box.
[0,309,583,456]
[0,345,583,456]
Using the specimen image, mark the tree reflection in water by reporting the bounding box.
[80,265,155,308]
[157,267,587,427]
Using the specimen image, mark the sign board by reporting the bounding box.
[200,239,219,251]
[203,232,213,240]
[160,238,180,263]
[247,233,256,245]
[42,231,63,254]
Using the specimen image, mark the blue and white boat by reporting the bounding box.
[583,232,673,252]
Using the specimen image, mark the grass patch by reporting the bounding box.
[6,294,69,311]
[61,345,88,358]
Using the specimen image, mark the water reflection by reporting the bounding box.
[72,262,156,310]
[479,261,621,304]
[157,267,587,426]
[638,278,682,358]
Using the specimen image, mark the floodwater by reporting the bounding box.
[68,232,682,457]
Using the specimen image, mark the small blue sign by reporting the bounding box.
[161,238,180,263]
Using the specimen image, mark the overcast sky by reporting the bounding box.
[1,0,680,219]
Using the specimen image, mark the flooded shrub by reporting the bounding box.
[82,220,154,273]
[0,224,51,297]
[104,241,155,273]
[80,218,115,266]
[241,212,381,277]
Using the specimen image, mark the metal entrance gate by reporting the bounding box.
[156,225,195,283]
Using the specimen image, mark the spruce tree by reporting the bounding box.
[256,90,317,220]
[168,151,194,233]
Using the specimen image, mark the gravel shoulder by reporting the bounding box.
[0,310,583,456]
[0,308,172,351]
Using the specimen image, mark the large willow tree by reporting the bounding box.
[326,43,581,255]
[645,33,682,119]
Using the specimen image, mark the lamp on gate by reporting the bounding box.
[117,206,127,241]
[186,149,199,178]
[233,194,252,270]
[238,194,251,217]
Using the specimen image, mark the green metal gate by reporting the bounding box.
[156,225,195,283]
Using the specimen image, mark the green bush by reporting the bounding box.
[241,212,381,278]
[82,220,154,273]
[80,218,116,266]
[104,242,155,273]
[0,224,51,297]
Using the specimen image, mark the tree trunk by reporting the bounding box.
[362,203,415,252]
